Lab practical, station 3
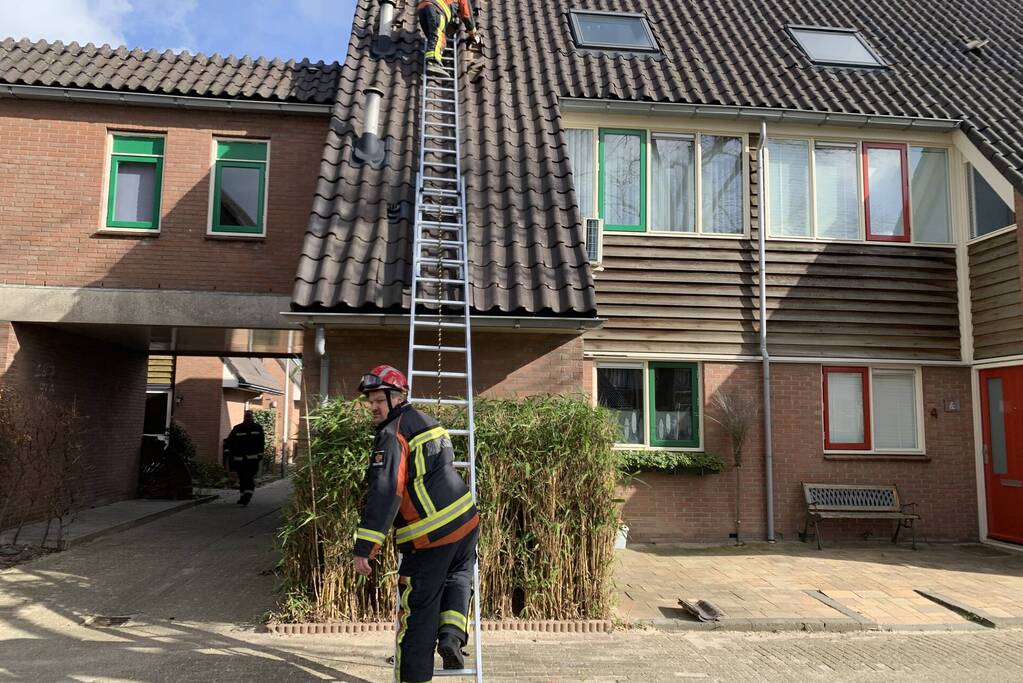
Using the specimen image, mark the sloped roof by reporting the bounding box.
[0,37,341,104]
[223,358,283,395]
[293,0,1023,315]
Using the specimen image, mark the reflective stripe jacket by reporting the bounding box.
[416,0,476,34]
[354,402,478,559]
[225,422,265,462]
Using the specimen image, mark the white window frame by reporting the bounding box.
[822,365,926,455]
[965,163,1017,242]
[765,135,954,247]
[594,360,705,452]
[206,136,271,238]
[566,125,750,240]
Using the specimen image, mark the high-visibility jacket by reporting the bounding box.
[416,0,477,34]
[354,402,478,559]
[224,421,265,470]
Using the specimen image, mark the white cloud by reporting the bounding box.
[2,0,132,46]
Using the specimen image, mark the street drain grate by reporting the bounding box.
[84,615,133,628]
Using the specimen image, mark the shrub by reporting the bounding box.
[276,394,619,623]
[250,409,277,472]
[616,449,725,475]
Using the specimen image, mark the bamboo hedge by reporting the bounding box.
[276,395,620,623]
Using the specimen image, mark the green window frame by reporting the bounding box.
[647,362,700,448]
[105,135,164,230]
[211,139,268,235]
[598,128,646,232]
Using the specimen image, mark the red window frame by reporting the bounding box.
[822,366,872,450]
[862,142,910,243]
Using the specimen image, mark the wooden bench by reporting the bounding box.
[802,483,920,550]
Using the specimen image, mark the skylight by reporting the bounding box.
[788,26,884,67]
[570,10,658,52]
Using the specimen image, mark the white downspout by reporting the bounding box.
[316,324,329,405]
[281,330,293,477]
[758,121,776,542]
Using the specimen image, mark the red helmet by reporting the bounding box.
[358,364,409,394]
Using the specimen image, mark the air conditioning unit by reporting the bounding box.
[584,217,603,266]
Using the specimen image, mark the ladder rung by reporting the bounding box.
[426,97,457,104]
[412,344,467,352]
[425,160,458,169]
[414,298,467,307]
[424,121,456,128]
[419,220,462,228]
[422,189,460,198]
[424,147,457,155]
[410,397,469,405]
[417,258,464,267]
[420,204,461,212]
[414,319,466,328]
[424,109,455,116]
[434,668,476,676]
[447,429,469,437]
[452,461,470,470]
[424,135,457,142]
[420,238,463,248]
[422,175,458,183]
[426,85,455,92]
[411,370,468,378]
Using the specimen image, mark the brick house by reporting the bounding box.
[3,0,1023,547]
[0,38,334,523]
[296,0,1023,546]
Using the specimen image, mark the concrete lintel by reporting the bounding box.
[0,285,299,329]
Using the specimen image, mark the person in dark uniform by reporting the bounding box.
[224,410,265,506]
[416,0,482,76]
[352,365,479,683]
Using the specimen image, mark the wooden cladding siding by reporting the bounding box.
[586,235,960,361]
[969,228,1023,360]
[147,354,174,388]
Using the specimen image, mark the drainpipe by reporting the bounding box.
[281,330,293,478]
[758,120,776,543]
[316,324,329,405]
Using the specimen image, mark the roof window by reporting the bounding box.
[787,26,884,67]
[569,10,658,52]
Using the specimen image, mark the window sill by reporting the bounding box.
[611,231,748,240]
[613,445,703,453]
[94,228,160,237]
[205,232,266,242]
[824,453,931,462]
[766,235,954,249]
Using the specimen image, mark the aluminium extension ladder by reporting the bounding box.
[402,35,484,682]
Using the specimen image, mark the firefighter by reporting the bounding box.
[353,365,480,682]
[224,410,265,506]
[417,0,482,76]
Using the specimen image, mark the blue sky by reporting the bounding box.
[3,0,358,63]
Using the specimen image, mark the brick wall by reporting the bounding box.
[304,328,588,399]
[173,355,228,465]
[621,362,978,544]
[0,322,147,526]
[0,99,325,293]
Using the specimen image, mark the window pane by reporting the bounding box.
[651,135,695,232]
[652,366,694,443]
[872,371,918,450]
[910,147,951,243]
[790,28,880,65]
[865,146,906,239]
[768,139,811,237]
[219,166,262,227]
[602,133,642,227]
[827,372,865,445]
[566,129,595,217]
[987,378,1008,475]
[597,367,644,444]
[814,143,859,240]
[971,167,1016,237]
[701,135,743,234]
[574,13,655,49]
[114,162,156,223]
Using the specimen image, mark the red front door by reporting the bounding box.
[980,366,1023,544]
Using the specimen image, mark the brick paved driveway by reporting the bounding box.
[616,541,1023,629]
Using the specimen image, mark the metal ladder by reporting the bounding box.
[403,35,484,682]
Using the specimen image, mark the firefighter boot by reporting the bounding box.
[437,633,465,670]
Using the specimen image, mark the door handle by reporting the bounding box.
[983,444,989,464]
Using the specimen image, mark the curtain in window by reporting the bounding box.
[566,129,595,218]
[597,367,643,444]
[970,166,1016,237]
[814,143,859,240]
[651,135,695,232]
[872,371,918,449]
[114,162,156,223]
[652,366,693,442]
[910,147,951,243]
[701,135,743,233]
[768,139,811,237]
[603,133,641,226]
[865,146,906,238]
[827,372,865,445]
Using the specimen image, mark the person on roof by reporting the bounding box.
[353,364,480,682]
[417,0,482,76]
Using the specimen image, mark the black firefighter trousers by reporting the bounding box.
[395,525,479,683]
